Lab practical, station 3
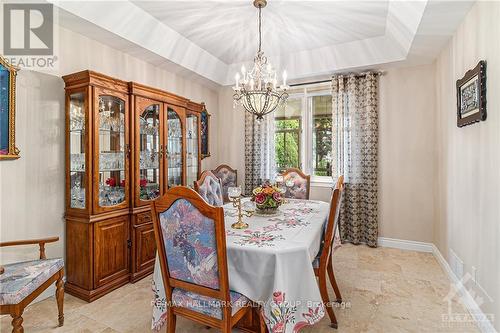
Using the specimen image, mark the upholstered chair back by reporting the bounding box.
[194,171,224,206]
[212,165,237,202]
[153,187,230,296]
[158,198,220,289]
[281,168,311,200]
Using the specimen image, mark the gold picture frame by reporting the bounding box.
[0,55,20,160]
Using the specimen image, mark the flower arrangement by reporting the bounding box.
[251,181,283,214]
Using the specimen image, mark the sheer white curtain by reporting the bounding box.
[244,112,276,195]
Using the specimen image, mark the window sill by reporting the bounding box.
[311,177,334,188]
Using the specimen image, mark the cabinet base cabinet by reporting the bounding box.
[65,215,131,302]
[130,211,157,283]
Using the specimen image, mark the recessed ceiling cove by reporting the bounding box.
[51,0,474,86]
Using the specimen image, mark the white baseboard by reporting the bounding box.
[377,237,434,252]
[378,236,496,333]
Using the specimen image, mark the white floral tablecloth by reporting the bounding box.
[152,199,329,333]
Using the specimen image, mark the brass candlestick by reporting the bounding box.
[230,196,253,229]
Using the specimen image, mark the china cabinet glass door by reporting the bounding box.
[186,113,199,188]
[166,107,183,188]
[138,103,161,203]
[69,92,86,210]
[96,93,128,211]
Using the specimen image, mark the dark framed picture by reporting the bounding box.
[200,103,210,159]
[456,60,486,127]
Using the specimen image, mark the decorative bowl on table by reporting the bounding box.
[251,181,283,215]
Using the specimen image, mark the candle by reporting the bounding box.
[282,70,287,87]
[235,73,240,90]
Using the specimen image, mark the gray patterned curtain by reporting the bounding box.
[244,112,275,195]
[331,73,379,247]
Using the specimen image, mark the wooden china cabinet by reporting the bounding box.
[64,71,203,301]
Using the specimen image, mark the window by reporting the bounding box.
[312,95,332,177]
[275,98,301,172]
[274,88,333,180]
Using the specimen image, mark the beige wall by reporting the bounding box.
[217,65,438,243]
[0,26,219,268]
[435,1,500,328]
[378,65,437,243]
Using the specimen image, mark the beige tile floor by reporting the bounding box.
[1,244,479,333]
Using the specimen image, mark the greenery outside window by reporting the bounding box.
[274,88,333,181]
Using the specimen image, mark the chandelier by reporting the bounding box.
[233,0,289,120]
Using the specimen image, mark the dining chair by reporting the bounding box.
[212,164,237,203]
[281,168,311,200]
[194,170,224,206]
[0,237,64,333]
[312,175,344,329]
[152,186,252,333]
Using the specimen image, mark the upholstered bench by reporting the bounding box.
[0,237,64,333]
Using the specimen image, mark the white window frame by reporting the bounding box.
[276,85,333,185]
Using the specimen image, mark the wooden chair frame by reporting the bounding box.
[212,164,238,203]
[0,237,64,333]
[152,186,251,333]
[193,170,224,205]
[314,175,344,329]
[281,167,311,200]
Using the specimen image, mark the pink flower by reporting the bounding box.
[273,291,284,305]
[272,192,281,202]
[255,193,266,204]
[273,322,285,333]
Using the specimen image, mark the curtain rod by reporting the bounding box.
[289,70,384,87]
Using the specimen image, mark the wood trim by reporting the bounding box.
[92,87,130,214]
[63,70,128,92]
[0,237,59,260]
[281,167,311,200]
[65,87,92,217]
[129,82,188,108]
[133,96,163,207]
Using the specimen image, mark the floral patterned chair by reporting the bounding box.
[281,168,311,200]
[212,164,237,203]
[312,175,344,329]
[152,186,253,333]
[194,170,224,206]
[0,237,64,333]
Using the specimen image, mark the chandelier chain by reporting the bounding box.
[258,6,262,53]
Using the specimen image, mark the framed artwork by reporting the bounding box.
[0,56,20,159]
[200,103,210,159]
[456,60,486,127]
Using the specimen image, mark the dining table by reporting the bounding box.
[151,198,331,333]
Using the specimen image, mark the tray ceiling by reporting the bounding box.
[52,0,475,86]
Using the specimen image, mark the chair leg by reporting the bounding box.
[11,310,24,333]
[327,259,342,303]
[55,271,64,326]
[166,309,176,333]
[221,321,232,333]
[318,274,338,329]
[259,308,267,333]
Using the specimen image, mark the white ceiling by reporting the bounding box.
[132,1,389,64]
[51,0,475,86]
